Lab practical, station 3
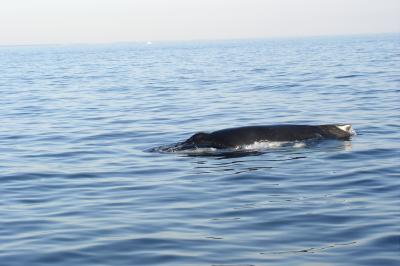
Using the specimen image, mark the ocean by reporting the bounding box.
[0,34,399,266]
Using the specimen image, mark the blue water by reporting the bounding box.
[0,34,399,266]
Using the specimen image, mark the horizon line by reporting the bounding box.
[1,31,399,48]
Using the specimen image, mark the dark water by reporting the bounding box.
[0,34,399,266]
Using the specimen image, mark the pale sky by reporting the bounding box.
[1,0,399,45]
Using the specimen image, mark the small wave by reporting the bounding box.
[261,241,358,255]
[335,74,362,79]
[149,145,218,155]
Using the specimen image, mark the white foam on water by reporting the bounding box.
[241,141,287,150]
[241,141,307,151]
[293,142,306,148]
[153,140,308,155]
[175,147,217,154]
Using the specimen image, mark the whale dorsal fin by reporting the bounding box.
[336,125,353,132]
[336,124,356,136]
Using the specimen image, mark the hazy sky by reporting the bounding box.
[1,0,399,45]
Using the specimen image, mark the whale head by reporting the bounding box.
[174,132,215,150]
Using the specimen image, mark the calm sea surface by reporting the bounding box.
[0,34,399,266]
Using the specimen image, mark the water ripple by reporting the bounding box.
[1,34,399,266]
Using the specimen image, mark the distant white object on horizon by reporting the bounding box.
[146,41,153,45]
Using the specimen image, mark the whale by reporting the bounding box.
[171,124,354,151]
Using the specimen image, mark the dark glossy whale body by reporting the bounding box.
[177,124,354,150]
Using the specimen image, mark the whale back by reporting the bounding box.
[209,125,323,145]
[177,124,354,150]
[208,124,354,147]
